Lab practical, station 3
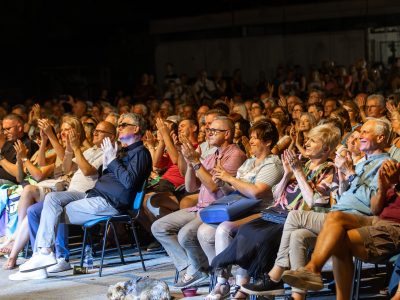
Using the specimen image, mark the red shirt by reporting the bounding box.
[380,188,400,223]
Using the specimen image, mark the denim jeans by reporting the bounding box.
[27,201,69,259]
[151,209,208,276]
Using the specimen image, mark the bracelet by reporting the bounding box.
[397,289,400,293]
[22,158,28,163]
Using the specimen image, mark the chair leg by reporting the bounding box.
[80,228,88,267]
[99,221,110,277]
[174,268,179,284]
[110,222,125,265]
[351,258,362,300]
[130,220,146,272]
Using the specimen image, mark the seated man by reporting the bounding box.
[151,116,246,288]
[16,113,152,276]
[0,113,38,184]
[241,118,392,299]
[281,160,400,300]
[8,121,116,279]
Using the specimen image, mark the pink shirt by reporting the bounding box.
[188,143,247,212]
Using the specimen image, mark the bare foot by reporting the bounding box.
[204,281,230,300]
[3,257,17,270]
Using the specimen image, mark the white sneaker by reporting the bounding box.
[9,269,48,281]
[19,251,57,273]
[46,258,72,273]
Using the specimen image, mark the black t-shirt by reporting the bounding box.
[0,134,39,183]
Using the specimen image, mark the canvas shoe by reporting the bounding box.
[174,271,209,288]
[9,269,48,281]
[47,258,72,273]
[282,267,324,291]
[19,251,57,273]
[241,275,285,296]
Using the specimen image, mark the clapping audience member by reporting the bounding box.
[152,116,246,288]
[200,120,284,300]
[15,113,151,278]
[211,124,340,299]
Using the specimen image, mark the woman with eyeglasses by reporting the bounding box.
[0,116,88,270]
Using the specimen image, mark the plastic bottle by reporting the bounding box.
[83,244,94,270]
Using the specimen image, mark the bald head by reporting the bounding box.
[92,121,117,146]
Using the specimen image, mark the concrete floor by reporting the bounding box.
[0,248,390,300]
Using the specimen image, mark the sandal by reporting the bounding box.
[0,240,14,255]
[230,284,249,300]
[3,256,17,270]
[204,281,230,300]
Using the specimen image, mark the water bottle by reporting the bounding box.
[83,245,94,271]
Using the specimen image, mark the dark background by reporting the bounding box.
[0,0,397,102]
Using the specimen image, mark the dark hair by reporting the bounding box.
[249,120,279,148]
[212,102,230,115]
[330,107,351,132]
[179,118,199,134]
[235,117,250,139]
[309,103,324,112]
[252,100,265,111]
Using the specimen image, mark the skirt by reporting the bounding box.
[211,217,284,277]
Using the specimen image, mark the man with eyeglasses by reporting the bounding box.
[0,114,38,184]
[16,113,152,277]
[356,93,389,124]
[152,116,247,288]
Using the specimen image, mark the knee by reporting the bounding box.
[325,211,345,225]
[215,222,236,241]
[197,224,215,244]
[151,218,165,237]
[177,226,196,247]
[20,185,39,200]
[43,192,61,206]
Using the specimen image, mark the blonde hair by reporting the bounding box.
[63,116,86,144]
[308,124,341,154]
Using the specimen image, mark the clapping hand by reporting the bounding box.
[284,149,301,172]
[181,139,200,164]
[213,159,231,183]
[13,140,28,162]
[101,137,118,169]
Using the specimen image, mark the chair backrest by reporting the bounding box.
[131,180,147,218]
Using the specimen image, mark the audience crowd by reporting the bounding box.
[0,58,399,300]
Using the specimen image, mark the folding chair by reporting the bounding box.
[79,181,147,276]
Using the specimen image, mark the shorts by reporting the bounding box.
[357,216,400,263]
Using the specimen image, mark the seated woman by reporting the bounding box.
[208,124,340,300]
[293,112,317,158]
[198,120,284,300]
[1,116,87,269]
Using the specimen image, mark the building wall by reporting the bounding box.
[155,29,365,83]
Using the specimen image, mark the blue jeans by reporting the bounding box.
[27,201,70,260]
[389,254,400,297]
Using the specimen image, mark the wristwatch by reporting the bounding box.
[193,162,202,171]
[347,174,356,183]
[22,158,28,163]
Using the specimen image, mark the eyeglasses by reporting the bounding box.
[206,128,228,135]
[251,106,261,110]
[117,123,136,129]
[2,125,18,132]
[365,105,379,109]
[93,129,114,135]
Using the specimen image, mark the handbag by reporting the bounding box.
[199,192,261,224]
[261,206,288,224]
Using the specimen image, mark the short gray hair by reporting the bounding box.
[366,117,391,142]
[367,94,385,108]
[120,113,147,136]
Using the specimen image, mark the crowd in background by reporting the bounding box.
[0,57,399,299]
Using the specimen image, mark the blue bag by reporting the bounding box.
[199,192,261,224]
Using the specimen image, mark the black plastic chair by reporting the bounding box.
[79,181,147,276]
[351,253,399,299]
